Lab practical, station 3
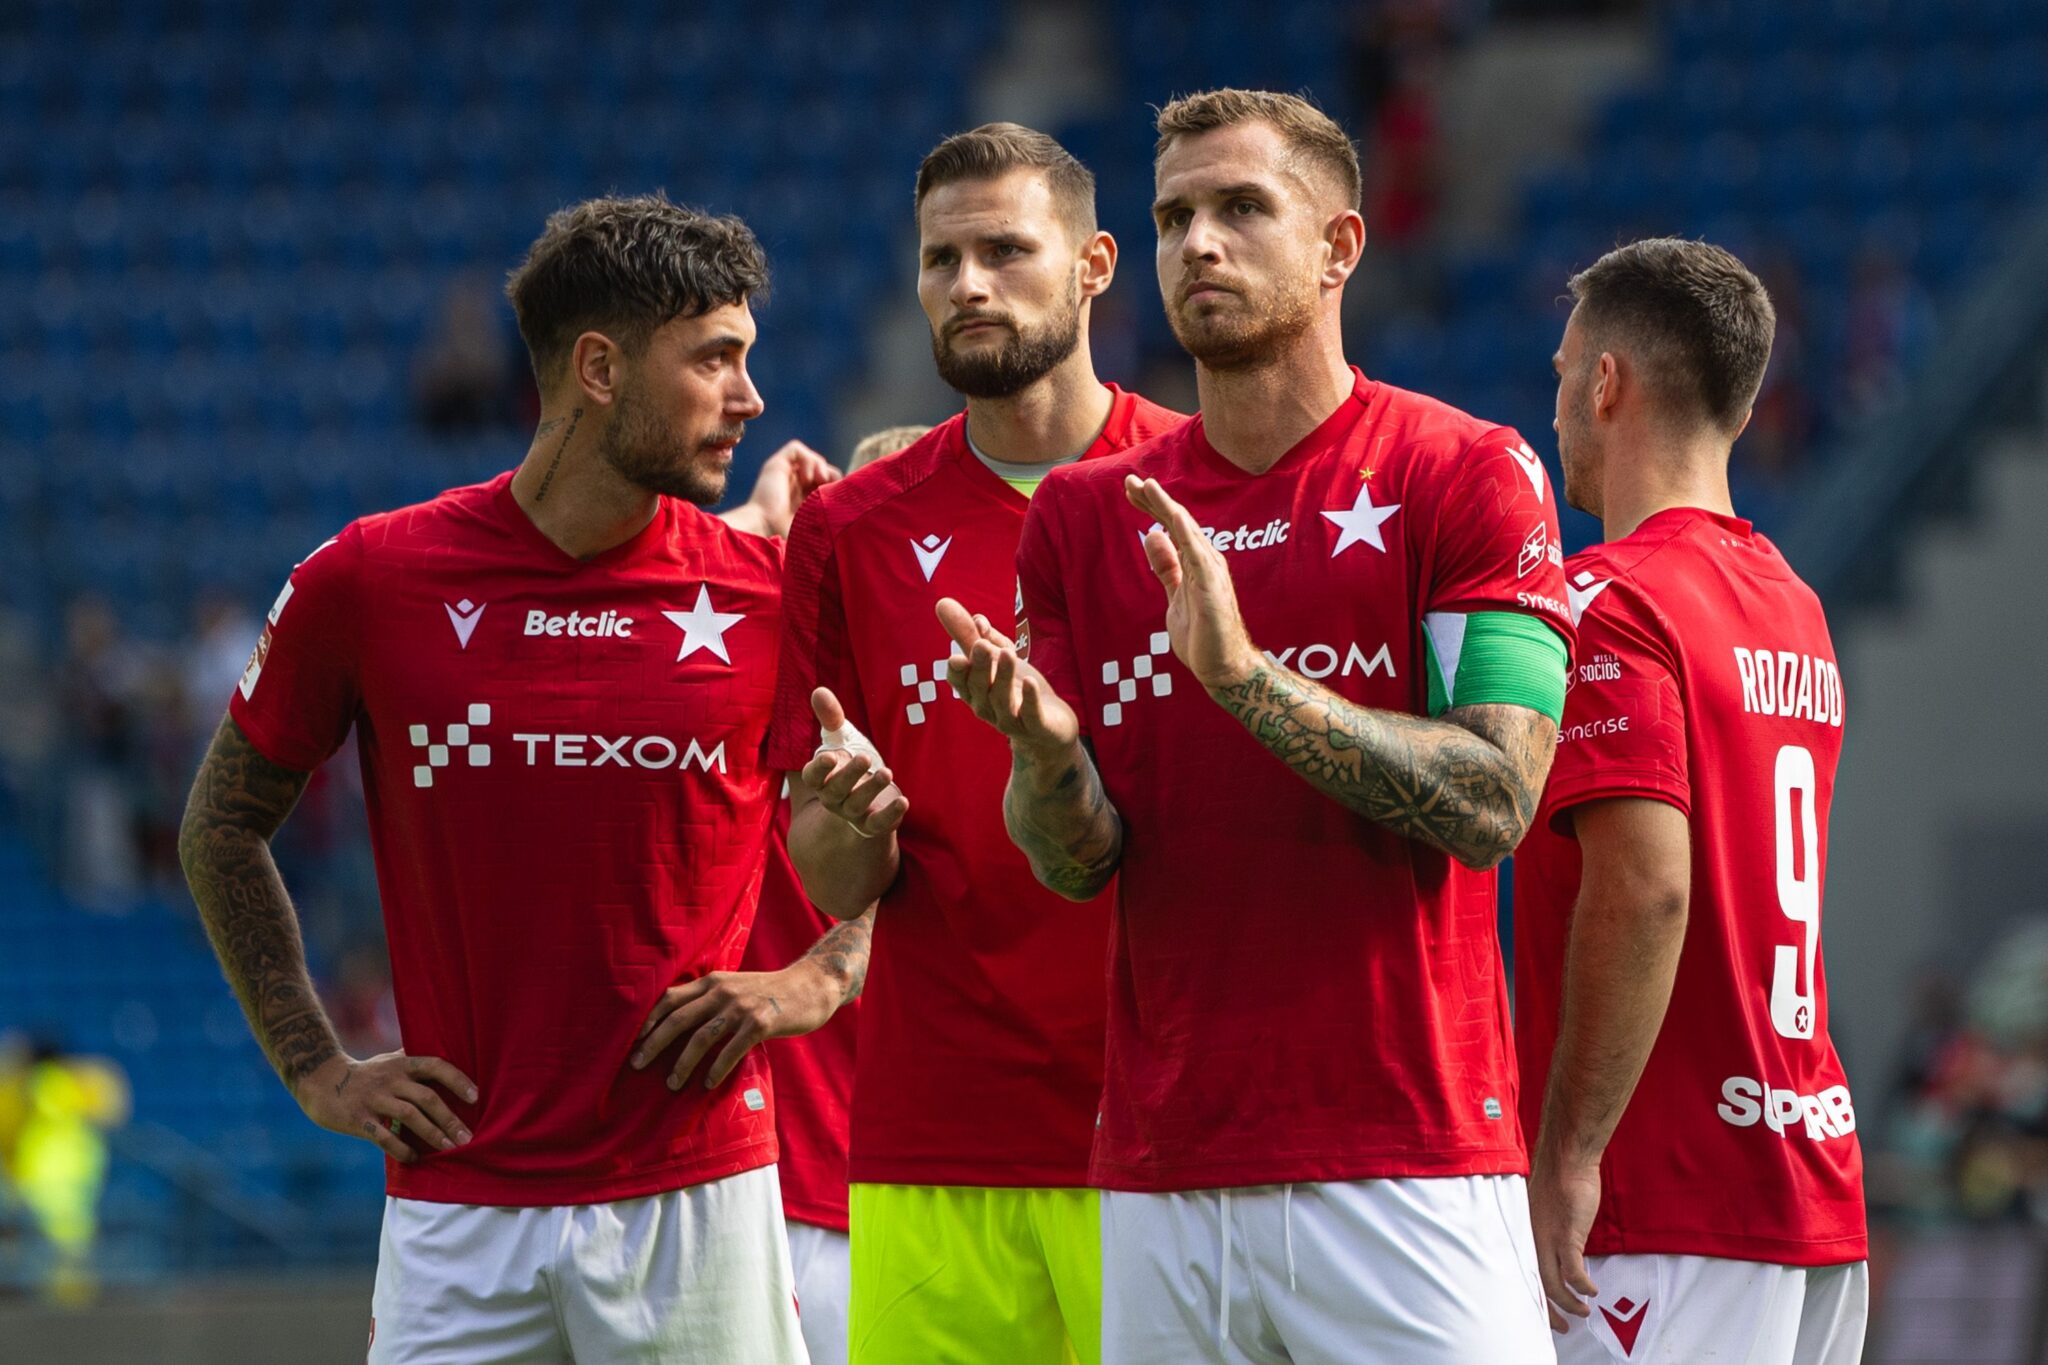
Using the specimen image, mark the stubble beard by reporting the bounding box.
[1557,386,1600,518]
[1166,272,1319,371]
[601,381,735,508]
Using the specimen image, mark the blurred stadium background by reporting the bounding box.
[2,0,2046,1359]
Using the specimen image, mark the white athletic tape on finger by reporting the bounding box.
[815,722,889,838]
[815,721,884,767]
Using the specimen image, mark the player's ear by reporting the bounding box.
[570,330,625,408]
[1078,230,1116,300]
[1731,406,1754,440]
[1593,351,1623,423]
[1322,209,1365,290]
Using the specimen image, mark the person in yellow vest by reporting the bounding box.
[7,1040,130,1305]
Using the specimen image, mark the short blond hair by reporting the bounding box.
[849,424,931,472]
[1154,88,1361,210]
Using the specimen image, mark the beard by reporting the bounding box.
[1164,269,1318,371]
[1556,382,1600,517]
[931,284,1083,399]
[599,381,736,507]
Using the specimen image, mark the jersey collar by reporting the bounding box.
[1185,367,1378,481]
[490,470,677,572]
[952,383,1136,508]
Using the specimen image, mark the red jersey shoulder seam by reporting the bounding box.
[810,418,968,536]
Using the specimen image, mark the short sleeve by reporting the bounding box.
[226,527,362,773]
[767,494,864,772]
[1015,475,1086,738]
[1542,575,1689,828]
[1424,429,1575,652]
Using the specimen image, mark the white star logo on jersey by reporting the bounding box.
[1506,441,1547,502]
[662,586,744,663]
[1322,481,1401,556]
[910,533,953,582]
[443,598,487,650]
[1566,569,1611,625]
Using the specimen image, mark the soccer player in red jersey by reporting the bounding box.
[178,195,839,1363]
[731,805,860,1365]
[769,125,1182,1363]
[1515,239,1867,1363]
[943,90,1568,1364]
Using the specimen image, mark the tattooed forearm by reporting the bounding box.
[1211,667,1555,870]
[178,716,342,1090]
[530,406,582,504]
[803,906,874,1005]
[1004,744,1122,901]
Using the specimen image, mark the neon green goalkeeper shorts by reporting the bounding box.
[848,1183,1100,1365]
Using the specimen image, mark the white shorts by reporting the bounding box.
[1555,1254,1868,1365]
[368,1164,808,1364]
[1102,1175,1554,1365]
[788,1220,850,1365]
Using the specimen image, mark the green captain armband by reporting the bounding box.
[1422,610,1569,722]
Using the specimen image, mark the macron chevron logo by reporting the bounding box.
[1566,570,1610,625]
[1599,1295,1649,1356]
[911,533,953,582]
[1507,441,1547,502]
[444,598,487,649]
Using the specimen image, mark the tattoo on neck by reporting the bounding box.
[532,407,583,504]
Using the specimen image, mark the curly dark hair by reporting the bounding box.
[1568,238,1776,435]
[506,192,769,384]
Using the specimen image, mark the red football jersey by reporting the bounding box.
[229,472,783,1206]
[768,387,1185,1188]
[740,793,855,1232]
[1016,371,1574,1191]
[1513,507,1867,1265]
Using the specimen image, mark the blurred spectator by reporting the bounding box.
[55,597,147,909]
[1842,244,1938,417]
[1884,918,2048,1227]
[1,1037,130,1306]
[0,607,58,820]
[180,594,260,747]
[1349,0,1470,130]
[1740,254,1817,481]
[1364,48,1445,251]
[848,424,934,473]
[412,273,524,437]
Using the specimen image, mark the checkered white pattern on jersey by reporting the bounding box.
[897,656,959,725]
[1100,632,1174,727]
[408,702,492,787]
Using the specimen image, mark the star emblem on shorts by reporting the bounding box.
[662,585,744,663]
[1323,481,1401,556]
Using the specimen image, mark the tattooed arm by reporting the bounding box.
[937,598,1122,902]
[1211,671,1553,869]
[1124,474,1554,870]
[179,716,477,1162]
[178,715,333,1084]
[1002,739,1122,901]
[635,906,873,1090]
